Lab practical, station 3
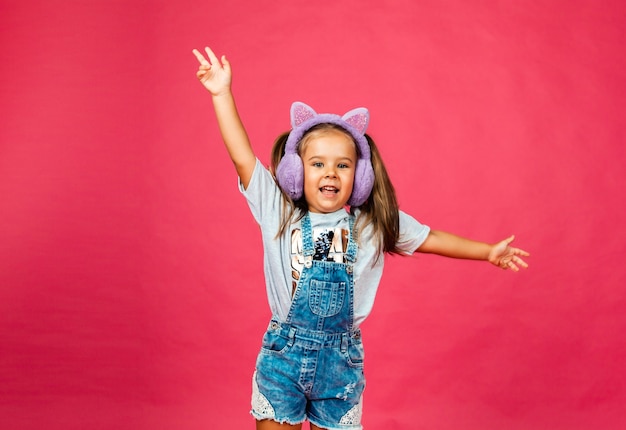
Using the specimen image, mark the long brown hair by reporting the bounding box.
[269,125,401,255]
[352,134,401,255]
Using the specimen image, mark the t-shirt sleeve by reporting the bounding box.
[238,158,283,225]
[397,210,431,255]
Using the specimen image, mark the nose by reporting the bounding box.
[324,166,337,178]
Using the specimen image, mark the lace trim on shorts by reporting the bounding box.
[339,396,363,425]
[251,371,275,418]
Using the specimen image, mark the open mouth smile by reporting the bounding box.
[320,186,339,194]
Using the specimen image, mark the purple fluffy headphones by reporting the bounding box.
[275,102,375,207]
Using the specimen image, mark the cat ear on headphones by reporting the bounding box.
[342,108,369,135]
[291,102,369,136]
[290,102,317,128]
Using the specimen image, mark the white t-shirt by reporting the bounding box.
[240,159,430,328]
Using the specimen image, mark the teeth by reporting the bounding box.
[321,186,338,193]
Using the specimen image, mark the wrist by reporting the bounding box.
[211,88,233,99]
[486,244,498,264]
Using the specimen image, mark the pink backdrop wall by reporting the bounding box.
[1,1,625,429]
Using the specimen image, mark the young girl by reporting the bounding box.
[193,46,529,430]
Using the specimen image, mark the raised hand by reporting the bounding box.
[488,235,529,271]
[192,45,256,187]
[192,46,231,96]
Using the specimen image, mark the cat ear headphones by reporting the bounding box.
[275,101,375,207]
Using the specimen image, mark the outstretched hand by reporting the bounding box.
[192,46,231,96]
[488,235,529,272]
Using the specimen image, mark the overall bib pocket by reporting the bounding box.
[308,279,346,317]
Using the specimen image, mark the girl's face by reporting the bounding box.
[300,130,357,214]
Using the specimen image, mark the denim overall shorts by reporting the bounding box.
[251,213,366,430]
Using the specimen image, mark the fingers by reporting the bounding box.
[222,55,232,74]
[192,48,209,65]
[204,46,221,65]
[511,255,528,270]
[507,260,519,272]
[501,255,529,271]
[508,245,530,258]
[192,46,225,69]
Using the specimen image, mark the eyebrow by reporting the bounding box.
[305,155,355,163]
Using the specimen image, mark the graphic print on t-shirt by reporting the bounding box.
[290,227,349,294]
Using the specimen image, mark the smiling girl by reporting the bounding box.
[193,46,528,430]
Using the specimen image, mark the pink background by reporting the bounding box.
[1,0,625,429]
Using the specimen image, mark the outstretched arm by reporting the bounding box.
[192,47,256,188]
[417,230,529,272]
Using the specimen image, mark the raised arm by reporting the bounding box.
[193,47,256,188]
[417,230,529,272]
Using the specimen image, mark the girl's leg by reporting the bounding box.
[256,419,303,430]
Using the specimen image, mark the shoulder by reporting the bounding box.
[239,159,285,222]
[239,158,284,196]
[399,210,424,228]
[397,210,431,254]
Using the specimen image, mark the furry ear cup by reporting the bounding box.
[349,159,375,206]
[275,153,304,200]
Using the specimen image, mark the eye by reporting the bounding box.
[312,162,324,168]
[338,163,350,169]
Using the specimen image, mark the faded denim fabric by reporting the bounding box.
[252,213,365,430]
